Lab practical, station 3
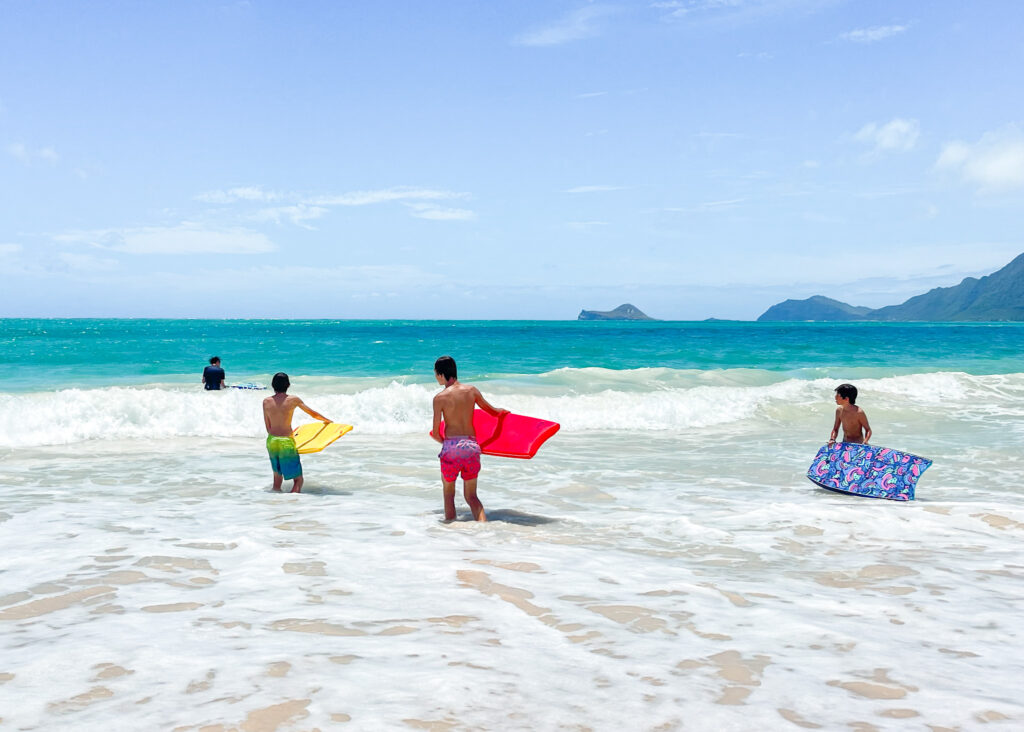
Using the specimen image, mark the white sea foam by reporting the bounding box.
[3,369,1023,447]
[1,366,1023,729]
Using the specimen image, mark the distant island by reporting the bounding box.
[578,304,657,321]
[758,252,1024,322]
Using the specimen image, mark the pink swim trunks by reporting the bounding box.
[439,436,481,482]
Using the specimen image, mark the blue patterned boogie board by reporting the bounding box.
[807,443,932,501]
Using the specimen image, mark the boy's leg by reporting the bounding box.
[462,478,486,522]
[442,480,457,521]
[291,476,304,494]
[272,471,284,492]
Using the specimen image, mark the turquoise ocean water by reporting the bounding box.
[1,319,1022,729]
[3,319,1023,390]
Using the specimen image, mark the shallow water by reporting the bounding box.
[1,322,1022,730]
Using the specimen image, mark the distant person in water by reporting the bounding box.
[431,355,508,522]
[829,383,872,445]
[202,356,226,390]
[263,372,331,493]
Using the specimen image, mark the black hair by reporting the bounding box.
[835,383,858,405]
[434,355,457,382]
[210,356,220,365]
[272,372,290,394]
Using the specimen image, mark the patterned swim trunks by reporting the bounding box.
[266,435,302,480]
[439,436,481,482]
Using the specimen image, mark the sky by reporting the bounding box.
[2,0,1023,319]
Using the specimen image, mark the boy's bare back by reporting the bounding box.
[263,393,307,437]
[832,404,871,444]
[433,383,485,437]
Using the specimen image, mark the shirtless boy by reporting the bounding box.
[829,383,872,445]
[263,372,331,493]
[431,356,508,522]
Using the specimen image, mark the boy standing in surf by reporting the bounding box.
[829,383,872,445]
[263,372,332,493]
[431,355,508,522]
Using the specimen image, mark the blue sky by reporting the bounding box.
[2,0,1023,319]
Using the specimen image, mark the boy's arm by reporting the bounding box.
[431,395,444,444]
[296,398,331,423]
[860,411,872,444]
[262,400,272,433]
[828,408,841,444]
[473,388,508,417]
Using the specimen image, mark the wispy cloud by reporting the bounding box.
[654,0,833,25]
[664,198,745,213]
[567,221,610,230]
[563,185,628,194]
[513,6,615,46]
[57,252,119,271]
[56,224,275,255]
[310,187,467,207]
[854,118,920,153]
[840,24,908,44]
[198,186,474,224]
[250,204,329,229]
[7,143,60,166]
[576,91,609,99]
[936,125,1024,192]
[0,243,23,255]
[196,186,282,204]
[405,203,476,221]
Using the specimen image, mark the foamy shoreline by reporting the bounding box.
[1,423,1022,729]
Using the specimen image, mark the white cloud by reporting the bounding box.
[514,6,614,46]
[251,204,329,228]
[405,203,475,221]
[7,143,29,162]
[0,243,22,255]
[7,143,59,165]
[310,187,467,207]
[196,186,281,204]
[195,185,475,223]
[840,25,908,43]
[563,185,628,193]
[57,253,119,271]
[664,198,745,213]
[57,224,275,255]
[141,263,444,294]
[854,118,920,153]
[576,91,609,99]
[117,225,274,254]
[568,221,610,230]
[655,0,831,24]
[935,126,1024,192]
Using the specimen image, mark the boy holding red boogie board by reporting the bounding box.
[431,355,508,522]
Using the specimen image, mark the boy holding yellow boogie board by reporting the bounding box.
[262,372,332,493]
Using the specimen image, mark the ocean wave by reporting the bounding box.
[1,371,1022,447]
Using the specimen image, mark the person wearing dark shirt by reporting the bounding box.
[203,356,226,390]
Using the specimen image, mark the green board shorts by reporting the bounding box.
[266,435,302,480]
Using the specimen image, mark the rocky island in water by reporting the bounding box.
[578,304,657,321]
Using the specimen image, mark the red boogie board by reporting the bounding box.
[432,410,560,459]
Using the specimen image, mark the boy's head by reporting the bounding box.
[434,355,457,384]
[834,383,858,405]
[210,356,221,365]
[272,372,290,394]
